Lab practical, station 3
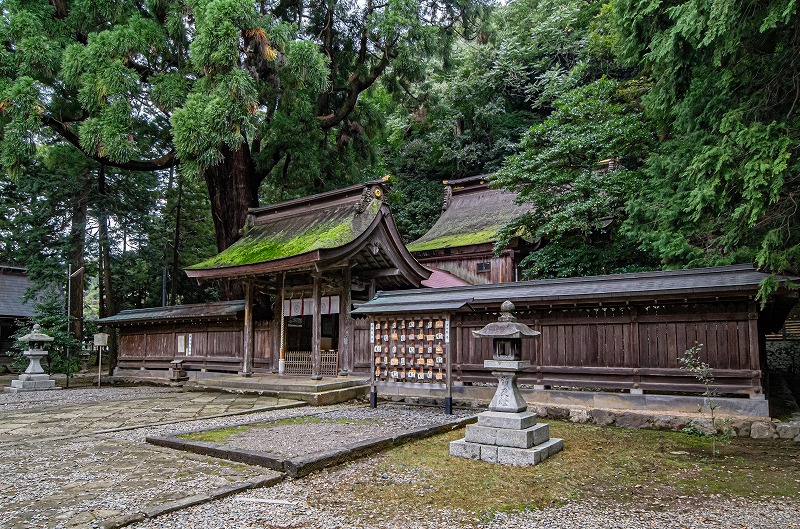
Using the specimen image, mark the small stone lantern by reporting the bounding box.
[449,301,563,465]
[6,324,58,393]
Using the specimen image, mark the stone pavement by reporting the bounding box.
[0,387,302,528]
[0,390,294,445]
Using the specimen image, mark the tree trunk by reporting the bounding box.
[169,171,182,306]
[98,165,118,374]
[203,143,260,300]
[67,182,88,347]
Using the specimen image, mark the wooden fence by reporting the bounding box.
[116,300,765,395]
[449,301,762,395]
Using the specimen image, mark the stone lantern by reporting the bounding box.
[449,301,562,465]
[6,324,58,392]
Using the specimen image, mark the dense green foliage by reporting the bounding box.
[1,0,797,328]
[1,0,488,260]
[495,78,659,278]
[616,0,799,292]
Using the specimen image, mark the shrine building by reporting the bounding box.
[97,178,798,416]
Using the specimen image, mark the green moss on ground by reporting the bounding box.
[321,420,800,522]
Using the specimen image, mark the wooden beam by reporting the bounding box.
[360,268,401,278]
[275,272,285,374]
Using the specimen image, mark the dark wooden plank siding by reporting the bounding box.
[444,299,762,395]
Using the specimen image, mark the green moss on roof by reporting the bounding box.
[407,185,531,252]
[406,229,502,251]
[189,199,380,270]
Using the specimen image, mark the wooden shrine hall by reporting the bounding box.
[98,177,798,416]
[102,180,431,379]
[406,174,534,284]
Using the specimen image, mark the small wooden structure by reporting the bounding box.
[407,175,533,284]
[353,264,798,397]
[0,265,35,367]
[103,180,430,379]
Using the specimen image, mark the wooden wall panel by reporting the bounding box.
[147,333,173,357]
[254,322,272,361]
[352,318,370,368]
[446,300,761,395]
[120,334,146,358]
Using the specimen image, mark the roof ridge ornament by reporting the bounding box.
[442,185,452,211]
[355,185,384,214]
[354,187,373,213]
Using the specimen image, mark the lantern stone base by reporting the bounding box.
[449,410,563,466]
[5,373,58,393]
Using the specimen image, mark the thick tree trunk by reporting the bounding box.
[203,143,260,300]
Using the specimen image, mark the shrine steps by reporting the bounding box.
[184,374,370,406]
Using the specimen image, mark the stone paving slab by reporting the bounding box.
[0,388,303,528]
[0,391,295,445]
[0,434,282,529]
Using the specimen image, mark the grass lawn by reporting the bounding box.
[324,420,800,519]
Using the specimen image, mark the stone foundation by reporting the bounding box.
[6,373,58,393]
[450,410,563,466]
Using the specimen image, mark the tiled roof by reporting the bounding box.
[407,175,530,252]
[188,185,383,271]
[0,268,34,318]
[421,267,471,288]
[96,300,245,325]
[353,264,797,314]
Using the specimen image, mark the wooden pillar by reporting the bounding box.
[338,266,352,376]
[311,274,322,380]
[241,281,254,377]
[368,278,376,300]
[274,273,285,374]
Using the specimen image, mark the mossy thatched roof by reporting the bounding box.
[407,176,531,252]
[188,197,381,271]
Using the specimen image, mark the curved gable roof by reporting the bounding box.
[186,182,430,287]
[407,175,531,253]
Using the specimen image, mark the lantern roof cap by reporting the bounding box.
[471,301,540,339]
[19,324,54,343]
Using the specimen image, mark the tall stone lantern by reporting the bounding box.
[6,324,58,393]
[449,301,563,465]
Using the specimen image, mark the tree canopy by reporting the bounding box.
[1,0,797,337]
[617,0,799,295]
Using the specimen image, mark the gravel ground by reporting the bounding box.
[129,454,800,529]
[108,403,473,443]
[0,385,181,411]
[484,498,800,528]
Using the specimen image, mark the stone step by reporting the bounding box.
[477,410,537,430]
[465,422,549,449]
[193,376,367,393]
[449,437,564,466]
[185,381,370,406]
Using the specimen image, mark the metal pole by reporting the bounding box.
[162,266,167,307]
[66,264,71,389]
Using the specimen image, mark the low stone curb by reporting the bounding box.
[97,474,283,529]
[536,404,800,441]
[147,414,478,478]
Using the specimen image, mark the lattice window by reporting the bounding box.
[284,350,339,376]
